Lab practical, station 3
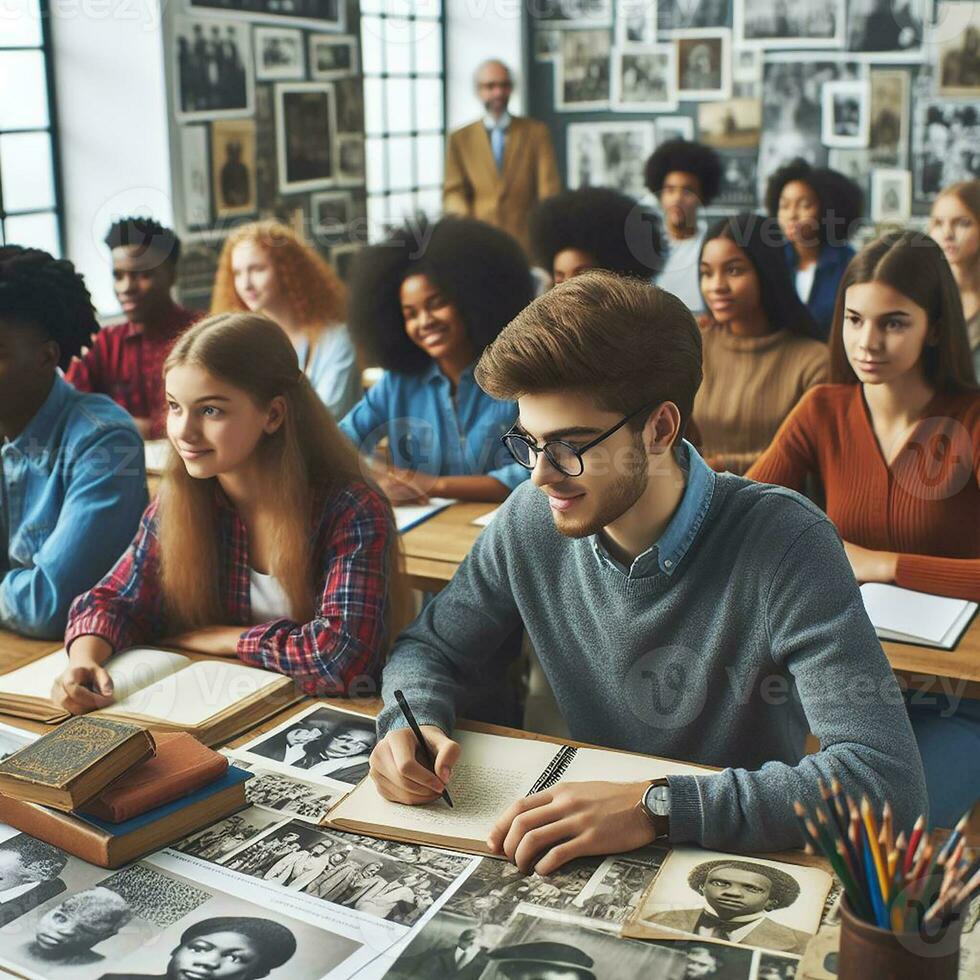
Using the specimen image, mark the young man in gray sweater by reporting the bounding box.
[370,271,926,874]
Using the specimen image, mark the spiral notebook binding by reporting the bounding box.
[527,745,578,795]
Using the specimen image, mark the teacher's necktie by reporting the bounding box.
[491,124,506,172]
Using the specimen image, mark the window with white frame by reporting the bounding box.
[0,0,63,256]
[360,0,446,235]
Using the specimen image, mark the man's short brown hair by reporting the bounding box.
[475,270,702,431]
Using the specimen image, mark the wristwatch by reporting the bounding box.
[637,778,671,841]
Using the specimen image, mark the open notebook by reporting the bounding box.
[325,729,713,856]
[0,648,300,745]
[860,583,977,650]
[393,498,455,533]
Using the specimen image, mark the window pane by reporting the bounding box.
[385,78,413,134]
[0,50,49,129]
[364,77,385,135]
[4,210,59,256]
[415,78,443,131]
[387,191,415,225]
[413,19,442,73]
[385,19,413,73]
[413,0,443,18]
[387,135,414,190]
[1,131,55,212]
[416,187,441,218]
[2,0,42,46]
[360,16,384,74]
[367,195,389,239]
[359,0,382,12]
[366,136,386,190]
[416,133,443,186]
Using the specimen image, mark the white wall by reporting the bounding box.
[445,0,524,132]
[50,1,172,315]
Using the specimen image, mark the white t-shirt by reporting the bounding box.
[250,569,292,624]
[656,229,707,314]
[795,264,817,304]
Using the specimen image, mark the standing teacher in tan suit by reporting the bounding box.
[443,60,561,255]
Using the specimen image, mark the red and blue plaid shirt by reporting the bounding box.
[65,480,395,697]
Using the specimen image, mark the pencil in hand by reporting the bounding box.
[393,689,454,808]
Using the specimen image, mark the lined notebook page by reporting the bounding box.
[331,730,559,842]
[0,648,187,703]
[104,660,281,726]
[563,747,715,783]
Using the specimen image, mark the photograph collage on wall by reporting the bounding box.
[169,0,366,305]
[530,0,980,218]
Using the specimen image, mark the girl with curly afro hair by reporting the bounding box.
[765,158,865,339]
[340,215,534,504]
[0,246,147,639]
[644,139,723,315]
[528,186,665,285]
[211,220,360,420]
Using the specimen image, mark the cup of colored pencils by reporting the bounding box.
[794,786,977,980]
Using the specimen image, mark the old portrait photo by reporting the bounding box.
[557,28,611,110]
[845,0,925,59]
[821,80,870,148]
[655,115,695,144]
[310,34,358,80]
[735,0,844,48]
[871,168,912,223]
[0,835,70,930]
[867,68,909,166]
[698,98,761,148]
[659,0,730,32]
[228,757,340,823]
[534,29,562,60]
[913,100,980,200]
[616,0,658,45]
[310,190,353,241]
[179,124,211,228]
[937,2,980,96]
[612,46,677,112]
[190,0,344,32]
[237,702,376,785]
[567,121,656,199]
[716,151,758,206]
[533,0,613,27]
[210,118,256,218]
[275,81,336,192]
[626,847,832,956]
[336,133,366,184]
[676,31,731,100]
[330,242,361,282]
[174,16,254,122]
[254,26,304,80]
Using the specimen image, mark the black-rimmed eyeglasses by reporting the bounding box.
[501,403,653,478]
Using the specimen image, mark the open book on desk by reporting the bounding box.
[324,728,713,856]
[860,583,977,650]
[0,647,300,745]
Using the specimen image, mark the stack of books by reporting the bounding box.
[0,717,251,867]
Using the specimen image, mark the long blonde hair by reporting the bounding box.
[158,312,409,640]
[210,220,346,330]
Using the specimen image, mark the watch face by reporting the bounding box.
[645,784,670,817]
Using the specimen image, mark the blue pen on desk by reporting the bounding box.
[394,689,453,808]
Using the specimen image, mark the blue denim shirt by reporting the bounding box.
[339,362,529,490]
[592,440,715,579]
[783,240,855,340]
[0,376,148,638]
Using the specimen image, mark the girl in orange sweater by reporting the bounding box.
[749,230,979,825]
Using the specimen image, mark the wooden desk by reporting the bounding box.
[400,502,496,590]
[884,614,980,701]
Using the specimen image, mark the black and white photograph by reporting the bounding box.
[534,29,562,60]
[275,81,336,193]
[190,0,344,32]
[698,97,761,148]
[626,848,832,957]
[871,167,912,223]
[735,0,844,49]
[676,30,731,100]
[716,151,759,206]
[0,722,31,763]
[913,100,980,200]
[655,115,694,143]
[179,124,211,228]
[213,819,472,926]
[386,909,688,979]
[174,16,254,122]
[658,0,730,31]
[534,0,614,27]
[827,148,871,184]
[640,939,758,979]
[330,242,361,282]
[238,703,376,785]
[333,76,364,133]
[336,133,366,184]
[211,118,257,218]
[616,0,659,46]
[556,28,612,110]
[867,68,909,166]
[0,834,72,930]
[229,757,341,822]
[937,2,980,96]
[311,190,353,240]
[176,810,286,864]
[567,121,656,199]
[309,34,358,80]
[822,80,870,148]
[845,0,925,60]
[254,27,304,81]
[611,46,677,113]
